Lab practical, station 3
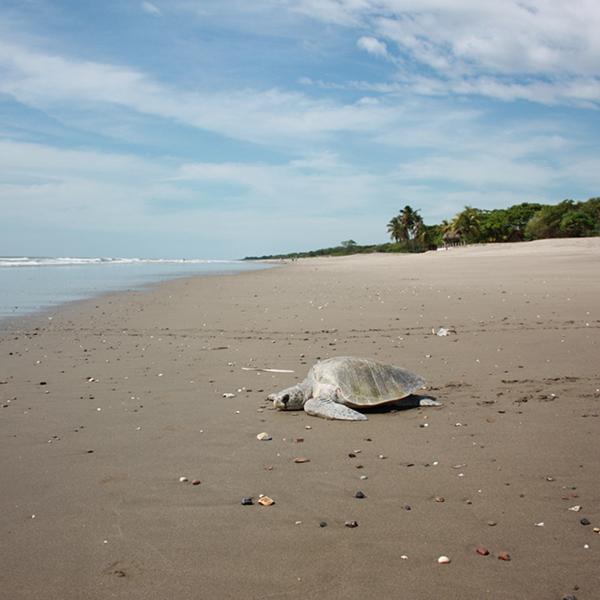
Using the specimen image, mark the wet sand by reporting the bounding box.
[1,238,599,599]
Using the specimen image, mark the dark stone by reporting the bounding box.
[319,521,327,527]
[355,492,365,499]
[580,518,591,526]
[241,497,253,505]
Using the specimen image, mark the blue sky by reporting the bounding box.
[1,0,600,259]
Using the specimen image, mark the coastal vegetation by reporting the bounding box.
[245,197,600,260]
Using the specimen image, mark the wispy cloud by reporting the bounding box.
[287,0,600,105]
[0,40,400,147]
[142,2,162,16]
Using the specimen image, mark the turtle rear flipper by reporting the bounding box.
[304,396,367,421]
[419,397,442,407]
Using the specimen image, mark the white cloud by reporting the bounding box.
[142,2,162,16]
[289,0,600,105]
[394,154,558,189]
[0,40,401,147]
[357,36,388,58]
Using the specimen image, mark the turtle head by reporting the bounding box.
[268,386,306,411]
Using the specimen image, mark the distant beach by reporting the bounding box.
[0,257,271,321]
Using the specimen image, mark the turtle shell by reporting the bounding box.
[310,357,425,407]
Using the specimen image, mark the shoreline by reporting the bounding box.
[0,259,273,323]
[1,238,599,599]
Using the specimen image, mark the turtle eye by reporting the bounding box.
[281,394,290,406]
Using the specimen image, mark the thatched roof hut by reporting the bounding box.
[442,231,462,245]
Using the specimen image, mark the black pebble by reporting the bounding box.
[580,518,590,526]
[348,453,356,458]
[356,492,365,499]
[404,505,411,510]
[319,521,327,527]
[241,497,253,505]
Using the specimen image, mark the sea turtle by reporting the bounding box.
[268,356,441,421]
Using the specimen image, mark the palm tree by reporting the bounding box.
[399,205,421,240]
[387,216,407,243]
[452,206,482,244]
[413,217,429,249]
[440,219,453,235]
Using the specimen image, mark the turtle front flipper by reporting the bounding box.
[304,397,367,421]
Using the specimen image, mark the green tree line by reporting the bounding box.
[244,197,599,260]
[386,197,600,252]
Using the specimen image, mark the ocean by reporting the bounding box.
[0,257,272,322]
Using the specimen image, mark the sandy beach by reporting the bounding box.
[1,238,599,600]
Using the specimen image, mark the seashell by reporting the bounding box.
[294,457,310,463]
[179,477,189,483]
[191,480,201,485]
[435,497,445,502]
[476,547,489,555]
[497,552,510,561]
[345,520,358,528]
[568,505,582,512]
[258,496,275,506]
[437,556,451,564]
[257,432,272,441]
[222,393,235,398]
[294,438,304,443]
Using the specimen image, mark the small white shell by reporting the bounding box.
[437,556,451,564]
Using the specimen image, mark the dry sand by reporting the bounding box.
[1,238,599,600]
